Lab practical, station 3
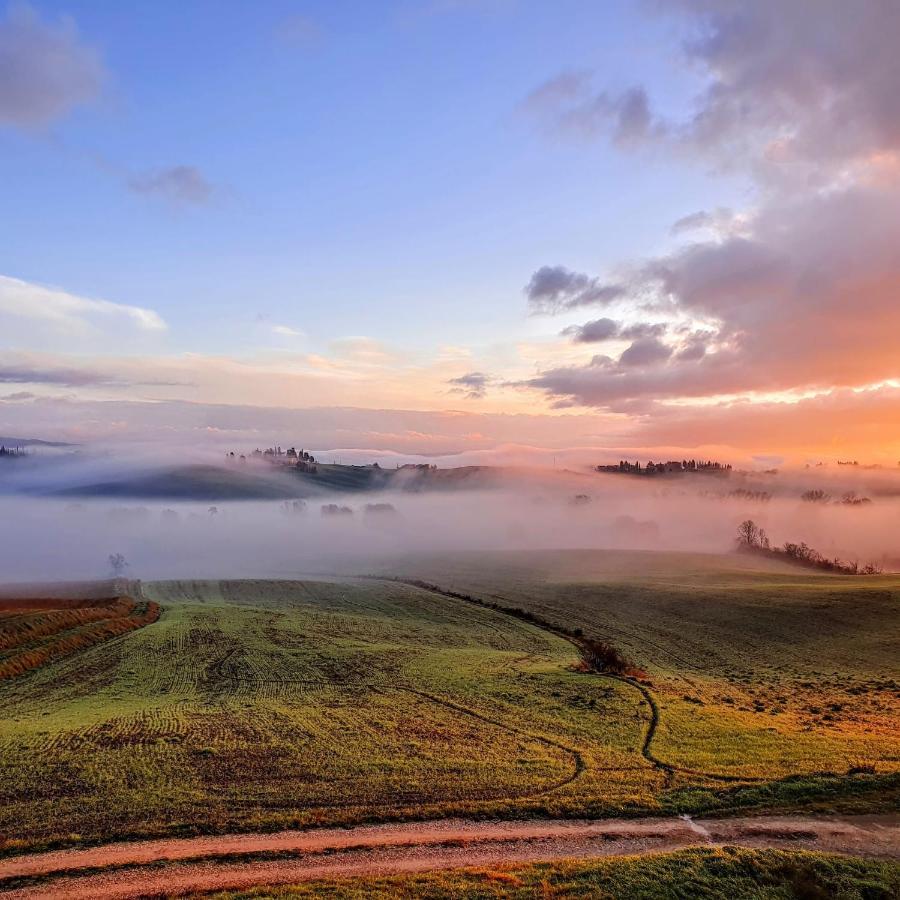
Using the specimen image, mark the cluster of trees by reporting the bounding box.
[801,489,872,505]
[728,488,771,503]
[736,520,881,574]
[230,446,319,473]
[0,446,26,459]
[321,503,352,516]
[598,459,732,476]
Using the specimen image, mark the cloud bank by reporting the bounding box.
[521,0,900,414]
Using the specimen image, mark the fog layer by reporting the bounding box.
[1,451,897,582]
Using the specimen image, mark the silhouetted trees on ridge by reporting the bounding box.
[736,519,881,574]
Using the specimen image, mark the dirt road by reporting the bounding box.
[1,814,897,899]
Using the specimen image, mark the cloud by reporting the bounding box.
[0,359,186,388]
[272,324,304,338]
[620,322,666,341]
[0,2,103,128]
[525,266,625,313]
[562,317,619,343]
[0,391,35,402]
[0,363,117,387]
[523,70,592,114]
[127,166,214,206]
[669,0,900,174]
[525,2,900,180]
[670,208,741,236]
[618,337,672,368]
[525,71,663,147]
[676,335,708,362]
[521,1,900,412]
[448,371,492,399]
[526,181,900,407]
[0,274,166,338]
[561,319,667,345]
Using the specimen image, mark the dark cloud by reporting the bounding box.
[525,266,625,313]
[0,362,192,389]
[676,336,708,362]
[128,166,214,206]
[525,1,900,176]
[448,371,492,399]
[619,322,666,341]
[618,337,672,368]
[562,317,619,343]
[0,364,119,387]
[0,3,103,128]
[562,319,667,344]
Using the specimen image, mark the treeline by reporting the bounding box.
[598,458,731,476]
[386,578,644,677]
[736,520,882,574]
[801,489,872,505]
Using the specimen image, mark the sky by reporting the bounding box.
[1,0,899,463]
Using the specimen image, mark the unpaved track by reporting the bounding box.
[1,814,897,899]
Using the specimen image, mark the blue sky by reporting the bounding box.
[1,0,735,356]
[4,0,894,462]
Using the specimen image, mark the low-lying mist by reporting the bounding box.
[1,449,898,583]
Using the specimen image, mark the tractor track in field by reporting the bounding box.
[0,813,896,899]
[397,687,586,797]
[375,577,768,787]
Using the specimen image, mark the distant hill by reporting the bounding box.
[47,461,503,501]
[52,464,300,501]
[0,436,75,449]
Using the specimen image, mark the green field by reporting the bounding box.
[373,550,900,787]
[0,577,655,852]
[212,848,900,899]
[0,550,897,855]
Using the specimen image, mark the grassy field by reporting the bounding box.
[0,577,666,853]
[210,848,900,899]
[371,550,900,787]
[0,551,897,855]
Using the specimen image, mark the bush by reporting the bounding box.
[580,638,643,677]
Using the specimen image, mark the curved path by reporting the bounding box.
[0,814,897,899]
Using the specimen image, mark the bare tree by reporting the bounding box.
[108,553,129,577]
[737,519,769,549]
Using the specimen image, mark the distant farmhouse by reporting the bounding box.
[597,459,732,477]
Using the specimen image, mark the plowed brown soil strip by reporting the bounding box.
[0,595,159,680]
[1,814,896,899]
